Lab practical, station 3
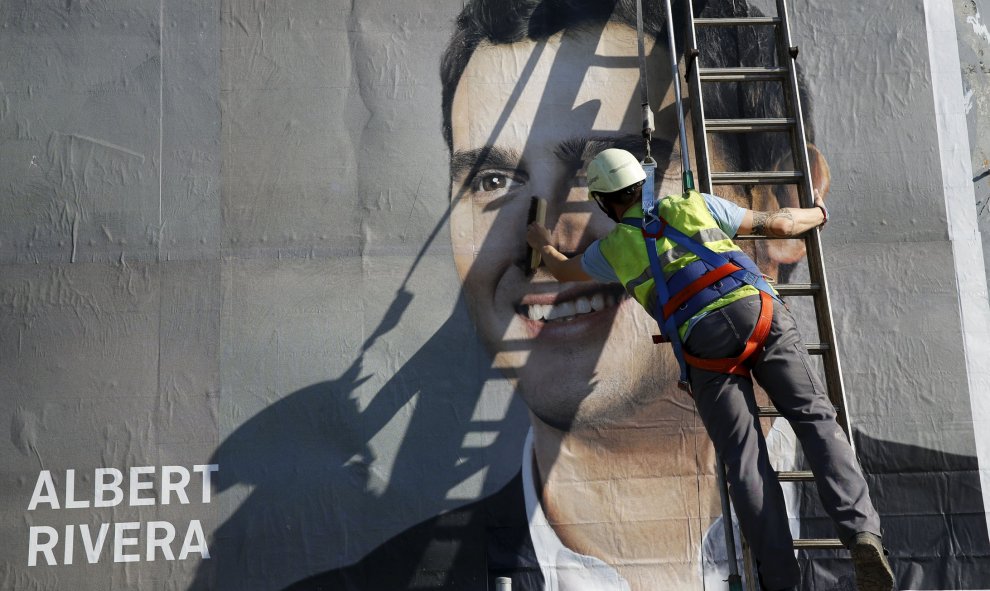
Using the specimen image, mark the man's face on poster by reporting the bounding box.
[447,22,787,430]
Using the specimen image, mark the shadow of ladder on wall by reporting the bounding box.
[682,0,855,589]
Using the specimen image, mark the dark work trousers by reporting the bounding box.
[684,294,881,591]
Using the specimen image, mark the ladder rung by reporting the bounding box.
[694,17,781,27]
[757,404,842,418]
[777,470,815,482]
[772,283,820,296]
[794,538,846,550]
[699,66,788,82]
[706,118,795,133]
[710,171,803,185]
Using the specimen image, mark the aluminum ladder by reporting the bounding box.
[682,0,856,588]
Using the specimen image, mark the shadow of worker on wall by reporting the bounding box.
[187,289,531,591]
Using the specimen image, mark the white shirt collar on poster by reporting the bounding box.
[520,423,801,591]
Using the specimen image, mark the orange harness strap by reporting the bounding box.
[661,262,740,321]
[682,291,774,377]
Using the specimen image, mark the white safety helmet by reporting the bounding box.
[586,148,646,198]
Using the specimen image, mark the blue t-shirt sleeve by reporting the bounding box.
[703,193,746,237]
[581,240,620,283]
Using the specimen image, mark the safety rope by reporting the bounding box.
[634,0,654,163]
[634,0,660,226]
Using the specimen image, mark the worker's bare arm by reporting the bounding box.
[539,248,593,282]
[526,222,593,282]
[737,193,827,237]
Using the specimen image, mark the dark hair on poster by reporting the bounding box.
[439,0,814,180]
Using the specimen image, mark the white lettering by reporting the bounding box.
[28,520,210,566]
[28,526,58,566]
[161,466,190,505]
[64,469,91,509]
[95,468,124,507]
[179,520,210,560]
[25,466,219,566]
[146,521,176,561]
[28,470,59,510]
[80,523,110,564]
[193,465,218,503]
[129,466,155,506]
[113,522,141,563]
[29,465,219,511]
[63,524,74,565]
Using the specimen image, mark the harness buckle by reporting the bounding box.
[652,334,670,344]
[677,380,693,396]
[641,218,667,240]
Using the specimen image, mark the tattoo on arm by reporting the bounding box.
[752,212,769,236]
[752,210,795,237]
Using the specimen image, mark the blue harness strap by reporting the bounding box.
[665,255,766,327]
[642,230,693,392]
[624,211,780,390]
[624,217,778,301]
[641,160,657,216]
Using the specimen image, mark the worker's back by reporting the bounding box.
[598,190,763,336]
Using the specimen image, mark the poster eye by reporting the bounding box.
[472,172,524,194]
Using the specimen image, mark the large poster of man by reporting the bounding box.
[1,0,989,590]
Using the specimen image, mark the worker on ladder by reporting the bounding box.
[525,147,895,591]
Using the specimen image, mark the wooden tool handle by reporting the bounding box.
[526,196,547,275]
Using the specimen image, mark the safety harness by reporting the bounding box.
[629,0,780,394]
[625,193,782,394]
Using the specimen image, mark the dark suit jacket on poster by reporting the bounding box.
[284,436,990,591]
[796,434,990,590]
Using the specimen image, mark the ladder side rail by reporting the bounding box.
[685,0,714,195]
[773,0,855,447]
[685,4,754,590]
[772,3,857,553]
[685,2,851,582]
[685,4,757,590]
